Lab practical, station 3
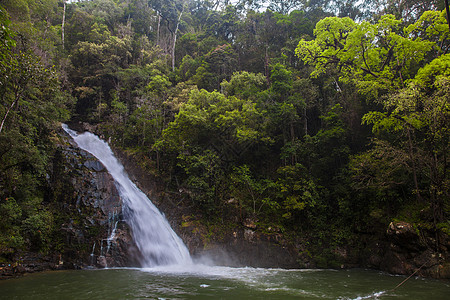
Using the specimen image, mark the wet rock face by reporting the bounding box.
[74,151,121,223]
[193,228,300,268]
[386,221,426,252]
[50,130,140,269]
[94,223,142,268]
[362,221,450,279]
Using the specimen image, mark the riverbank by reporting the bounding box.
[0,253,73,280]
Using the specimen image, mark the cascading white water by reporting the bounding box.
[62,124,192,267]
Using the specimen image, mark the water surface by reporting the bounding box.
[0,266,448,299]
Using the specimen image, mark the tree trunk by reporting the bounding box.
[62,0,66,50]
[406,126,421,201]
[0,99,18,134]
[304,105,308,136]
[265,46,270,86]
[172,4,184,72]
[156,150,160,171]
[156,13,161,46]
[445,0,450,33]
[290,121,296,164]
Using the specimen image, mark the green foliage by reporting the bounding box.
[157,89,270,155]
[147,71,171,96]
[0,6,16,50]
[192,62,214,90]
[269,63,293,100]
[1,0,448,265]
[352,27,450,224]
[296,13,441,98]
[21,205,54,252]
[349,139,411,201]
[0,1,73,259]
[0,196,56,254]
[178,54,200,82]
[190,44,238,91]
[221,71,267,101]
[281,104,350,185]
[177,149,224,208]
[275,164,320,220]
[155,88,274,211]
[296,10,449,232]
[0,197,22,230]
[70,17,133,118]
[230,165,279,217]
[414,53,450,87]
[405,10,450,54]
[1,0,30,22]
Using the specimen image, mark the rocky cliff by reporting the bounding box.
[53,130,140,269]
[1,128,139,279]
[364,221,450,278]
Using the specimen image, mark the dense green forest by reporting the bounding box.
[0,0,449,265]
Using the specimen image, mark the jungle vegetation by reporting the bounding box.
[0,0,448,263]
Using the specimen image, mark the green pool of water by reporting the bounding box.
[0,266,448,299]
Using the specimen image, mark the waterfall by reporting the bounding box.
[62,124,192,267]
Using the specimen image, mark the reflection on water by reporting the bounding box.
[0,266,448,300]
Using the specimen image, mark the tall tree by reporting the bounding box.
[62,0,66,50]
[295,14,438,98]
[172,0,185,71]
[297,10,449,233]
[149,0,187,69]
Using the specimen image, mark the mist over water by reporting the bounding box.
[62,124,192,267]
